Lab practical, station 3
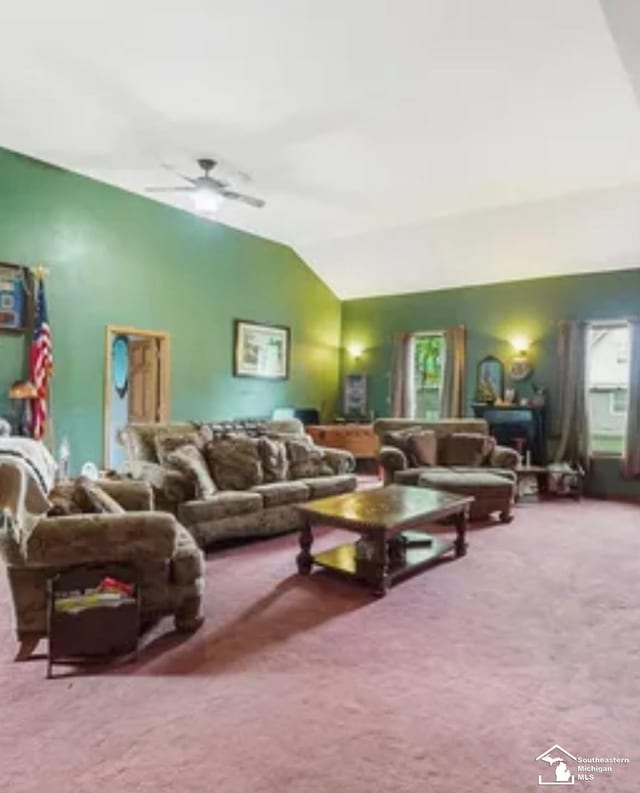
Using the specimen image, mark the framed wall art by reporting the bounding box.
[233,319,290,380]
[344,373,368,417]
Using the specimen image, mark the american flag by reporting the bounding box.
[29,278,53,440]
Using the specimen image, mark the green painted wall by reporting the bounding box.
[0,148,341,469]
[342,269,640,496]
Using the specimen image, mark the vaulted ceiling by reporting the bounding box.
[2,0,640,298]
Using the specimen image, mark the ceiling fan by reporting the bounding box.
[146,158,265,215]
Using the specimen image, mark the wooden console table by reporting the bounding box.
[307,423,379,460]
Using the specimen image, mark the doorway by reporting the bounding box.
[104,325,171,469]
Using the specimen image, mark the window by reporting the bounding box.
[587,323,630,455]
[411,333,445,419]
[610,390,627,415]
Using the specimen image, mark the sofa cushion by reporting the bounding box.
[258,437,289,482]
[203,436,264,490]
[155,432,202,465]
[443,433,493,467]
[286,438,333,479]
[382,428,421,463]
[300,474,358,498]
[449,466,517,484]
[419,469,514,496]
[178,491,263,525]
[165,444,217,499]
[251,481,310,507]
[407,430,438,466]
[393,468,424,486]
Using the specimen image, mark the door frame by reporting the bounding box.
[104,325,171,468]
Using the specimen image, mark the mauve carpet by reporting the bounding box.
[1,499,640,793]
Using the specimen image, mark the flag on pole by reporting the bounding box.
[29,277,53,440]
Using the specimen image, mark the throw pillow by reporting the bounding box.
[382,428,424,466]
[75,478,126,514]
[154,432,202,466]
[407,430,438,466]
[286,438,333,479]
[47,481,84,516]
[203,436,264,490]
[481,435,497,464]
[165,444,217,499]
[443,433,493,467]
[258,437,289,482]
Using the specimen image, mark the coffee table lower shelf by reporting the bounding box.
[311,536,456,594]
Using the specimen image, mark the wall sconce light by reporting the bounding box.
[348,343,364,360]
[510,336,529,356]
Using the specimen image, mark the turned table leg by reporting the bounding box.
[373,531,391,597]
[297,519,314,574]
[454,507,469,557]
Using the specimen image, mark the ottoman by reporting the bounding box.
[418,470,515,523]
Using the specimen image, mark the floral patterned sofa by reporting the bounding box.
[374,418,520,521]
[118,419,357,548]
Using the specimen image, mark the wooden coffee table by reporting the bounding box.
[296,485,473,596]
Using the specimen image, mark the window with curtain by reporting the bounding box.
[587,322,630,455]
[411,332,445,419]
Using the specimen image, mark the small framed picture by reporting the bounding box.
[344,373,367,416]
[233,319,290,380]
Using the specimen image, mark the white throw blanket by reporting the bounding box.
[0,438,57,534]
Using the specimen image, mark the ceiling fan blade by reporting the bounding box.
[146,186,195,193]
[161,163,198,185]
[220,189,265,208]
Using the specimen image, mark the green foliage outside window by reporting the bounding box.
[414,335,444,389]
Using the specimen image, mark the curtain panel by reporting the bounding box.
[441,325,466,419]
[623,320,640,477]
[389,332,414,418]
[554,319,590,467]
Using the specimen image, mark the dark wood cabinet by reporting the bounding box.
[307,424,379,460]
[472,403,547,464]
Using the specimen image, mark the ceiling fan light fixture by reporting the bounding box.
[193,186,222,216]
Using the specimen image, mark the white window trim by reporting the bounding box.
[587,321,629,458]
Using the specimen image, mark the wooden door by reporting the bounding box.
[128,338,160,422]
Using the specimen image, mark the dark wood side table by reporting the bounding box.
[47,563,140,678]
[514,465,549,502]
[296,485,473,596]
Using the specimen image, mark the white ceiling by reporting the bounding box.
[1,0,640,298]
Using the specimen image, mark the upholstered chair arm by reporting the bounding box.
[0,511,24,565]
[24,512,178,567]
[315,446,356,474]
[377,445,407,485]
[489,444,521,470]
[97,479,154,511]
[378,445,407,471]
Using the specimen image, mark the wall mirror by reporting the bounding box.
[476,355,504,403]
